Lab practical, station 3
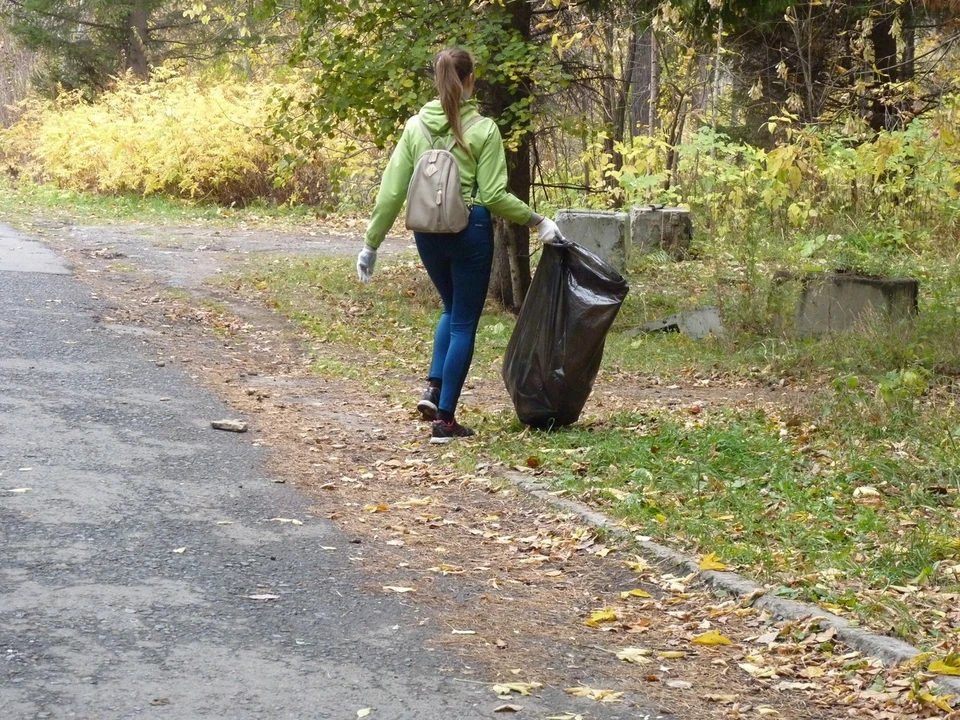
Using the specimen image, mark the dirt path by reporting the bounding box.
[23,217,941,719]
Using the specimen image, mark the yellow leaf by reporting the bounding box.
[492,682,543,696]
[918,692,954,712]
[363,503,389,513]
[564,687,624,703]
[757,707,779,716]
[619,589,653,599]
[357,710,372,718]
[585,609,618,627]
[616,647,653,665]
[657,650,687,659]
[929,655,960,676]
[625,558,650,573]
[799,666,825,679]
[654,513,668,523]
[699,553,729,571]
[692,630,734,646]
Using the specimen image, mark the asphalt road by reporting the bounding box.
[0,224,650,720]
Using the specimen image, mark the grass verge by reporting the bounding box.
[229,250,960,649]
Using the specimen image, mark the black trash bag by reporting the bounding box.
[502,238,629,429]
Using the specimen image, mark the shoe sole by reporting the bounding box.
[430,435,474,444]
[417,399,438,421]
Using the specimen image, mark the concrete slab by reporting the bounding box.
[796,272,918,336]
[629,206,692,259]
[556,209,629,273]
[629,307,724,339]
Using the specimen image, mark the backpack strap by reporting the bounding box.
[415,116,434,147]
[443,115,484,151]
[415,114,485,151]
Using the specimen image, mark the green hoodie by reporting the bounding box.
[363,99,536,249]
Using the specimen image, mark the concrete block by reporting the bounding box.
[796,272,918,336]
[628,307,724,340]
[556,209,629,273]
[629,205,693,259]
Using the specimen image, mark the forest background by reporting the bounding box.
[2,0,960,672]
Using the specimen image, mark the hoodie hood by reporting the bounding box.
[417,99,480,136]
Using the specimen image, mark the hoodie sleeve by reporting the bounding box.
[364,118,418,249]
[475,120,535,226]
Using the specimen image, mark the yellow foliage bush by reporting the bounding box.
[0,68,376,207]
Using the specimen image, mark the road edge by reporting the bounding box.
[503,471,960,695]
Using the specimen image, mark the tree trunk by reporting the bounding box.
[631,29,652,135]
[868,3,913,131]
[649,31,660,135]
[487,0,532,312]
[125,2,151,79]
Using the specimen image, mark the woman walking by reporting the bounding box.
[357,47,560,444]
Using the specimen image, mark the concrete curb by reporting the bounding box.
[505,472,960,695]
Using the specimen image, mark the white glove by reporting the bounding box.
[357,245,377,283]
[535,217,561,242]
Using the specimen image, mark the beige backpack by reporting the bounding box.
[405,115,482,234]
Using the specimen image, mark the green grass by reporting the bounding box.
[230,251,960,646]
[0,177,320,227]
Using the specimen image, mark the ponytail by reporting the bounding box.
[434,47,474,158]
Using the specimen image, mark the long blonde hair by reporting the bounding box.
[434,47,474,157]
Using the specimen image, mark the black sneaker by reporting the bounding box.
[430,419,475,444]
[417,386,440,421]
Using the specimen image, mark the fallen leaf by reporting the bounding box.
[493,704,523,713]
[703,694,738,704]
[798,667,825,679]
[172,547,186,554]
[451,630,476,635]
[757,707,779,716]
[929,654,960,676]
[657,651,687,659]
[492,682,542,696]
[625,558,650,573]
[616,648,653,665]
[564,686,624,703]
[666,680,693,690]
[545,715,583,720]
[917,691,953,712]
[268,517,303,525]
[585,609,618,627]
[699,553,729,571]
[363,504,390,513]
[357,709,372,718]
[739,662,778,679]
[247,594,279,601]
[775,681,817,691]
[619,589,652,599]
[382,586,415,593]
[692,629,733,646]
[543,570,564,577]
[394,497,432,508]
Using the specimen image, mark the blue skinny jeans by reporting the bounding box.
[415,205,494,419]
